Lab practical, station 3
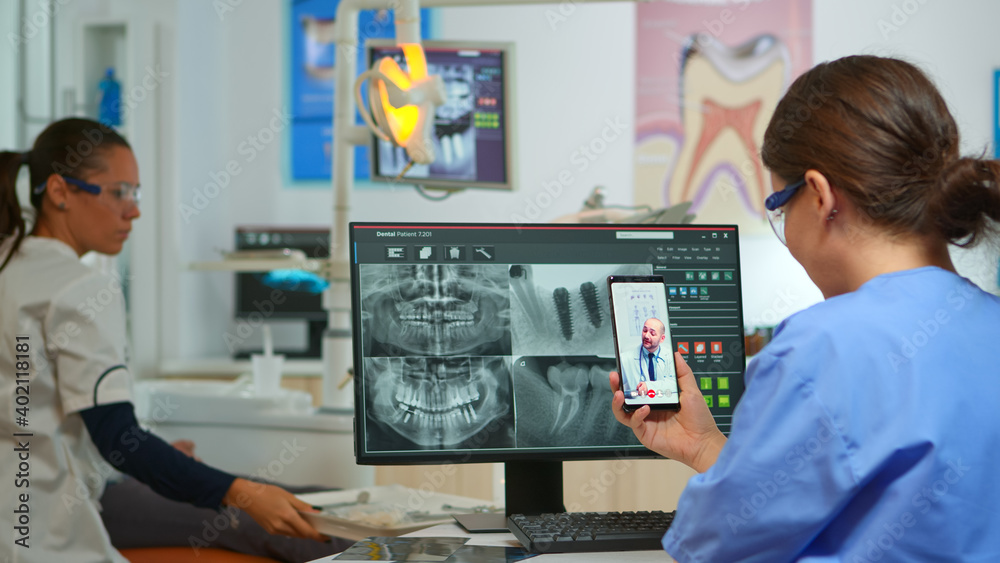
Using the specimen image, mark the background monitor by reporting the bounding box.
[366,40,515,191]
[233,226,330,358]
[349,223,747,521]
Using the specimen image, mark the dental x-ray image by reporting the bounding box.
[508,264,651,357]
[429,63,476,179]
[358,264,512,357]
[364,356,515,450]
[512,356,640,448]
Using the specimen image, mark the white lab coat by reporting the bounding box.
[0,236,133,562]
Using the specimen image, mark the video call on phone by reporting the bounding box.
[609,277,680,410]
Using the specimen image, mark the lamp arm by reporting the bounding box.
[353,69,393,143]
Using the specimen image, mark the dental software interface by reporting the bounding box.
[350,224,745,461]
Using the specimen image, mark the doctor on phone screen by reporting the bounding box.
[620,318,672,399]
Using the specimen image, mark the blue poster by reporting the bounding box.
[289,0,433,182]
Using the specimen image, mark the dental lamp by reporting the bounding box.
[354,10,445,166]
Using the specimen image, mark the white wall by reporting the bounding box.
[2,0,59,150]
[815,0,1000,156]
[172,0,237,358]
[0,0,19,151]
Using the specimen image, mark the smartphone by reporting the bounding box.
[607,275,680,412]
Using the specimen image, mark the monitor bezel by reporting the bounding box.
[349,222,746,466]
[364,39,517,192]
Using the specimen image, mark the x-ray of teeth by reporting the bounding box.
[433,64,475,121]
[512,356,639,448]
[359,264,511,357]
[509,264,651,357]
[365,356,514,450]
[429,63,475,179]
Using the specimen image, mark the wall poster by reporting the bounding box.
[635,0,812,233]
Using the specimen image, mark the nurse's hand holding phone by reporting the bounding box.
[610,353,727,473]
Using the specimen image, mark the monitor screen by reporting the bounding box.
[366,40,514,191]
[235,226,331,320]
[350,224,745,492]
[350,223,746,515]
[233,226,331,358]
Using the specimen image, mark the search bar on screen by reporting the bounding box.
[615,231,675,240]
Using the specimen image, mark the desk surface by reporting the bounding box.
[306,523,672,562]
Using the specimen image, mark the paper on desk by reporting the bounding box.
[404,523,522,548]
[296,485,502,542]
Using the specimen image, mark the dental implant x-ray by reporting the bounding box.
[509,264,651,357]
[506,264,648,448]
[358,264,515,450]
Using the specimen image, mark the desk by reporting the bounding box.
[305,523,672,562]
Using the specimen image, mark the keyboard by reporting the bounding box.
[507,510,674,553]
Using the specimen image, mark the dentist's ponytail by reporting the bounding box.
[0,118,130,274]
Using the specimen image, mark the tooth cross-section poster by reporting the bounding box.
[635,0,812,233]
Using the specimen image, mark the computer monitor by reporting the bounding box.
[366,40,515,191]
[349,223,746,522]
[233,226,331,358]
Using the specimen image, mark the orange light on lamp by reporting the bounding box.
[402,43,428,80]
[355,42,445,166]
[375,57,419,145]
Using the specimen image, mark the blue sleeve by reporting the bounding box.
[662,347,860,562]
[79,401,237,509]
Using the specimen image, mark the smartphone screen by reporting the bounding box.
[608,275,680,411]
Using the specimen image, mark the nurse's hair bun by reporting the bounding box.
[927,156,1000,247]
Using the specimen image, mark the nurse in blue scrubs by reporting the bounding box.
[612,55,1000,562]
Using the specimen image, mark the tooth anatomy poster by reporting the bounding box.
[634,0,812,233]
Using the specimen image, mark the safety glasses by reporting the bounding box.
[764,178,805,246]
[34,176,141,211]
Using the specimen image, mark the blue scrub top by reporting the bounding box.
[663,267,1000,562]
